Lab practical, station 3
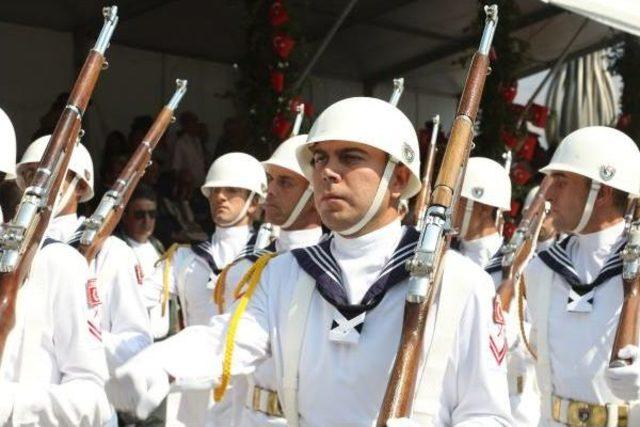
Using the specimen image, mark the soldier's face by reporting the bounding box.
[309,140,390,233]
[263,164,310,227]
[209,186,252,226]
[546,171,590,232]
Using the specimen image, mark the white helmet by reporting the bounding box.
[17,135,94,202]
[262,134,313,229]
[202,152,267,227]
[0,108,16,179]
[201,152,267,198]
[540,126,640,233]
[461,157,511,210]
[296,97,420,235]
[459,157,511,238]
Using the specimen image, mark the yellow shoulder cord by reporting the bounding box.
[157,243,184,317]
[213,252,278,402]
[233,261,261,301]
[213,263,234,314]
[518,276,537,360]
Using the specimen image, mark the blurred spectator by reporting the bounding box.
[214,116,251,158]
[99,130,127,181]
[171,111,206,187]
[0,179,21,221]
[32,92,68,140]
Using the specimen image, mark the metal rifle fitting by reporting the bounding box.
[93,6,119,55]
[80,189,120,245]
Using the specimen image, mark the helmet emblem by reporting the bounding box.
[85,170,91,181]
[402,143,415,163]
[472,187,484,198]
[599,165,616,181]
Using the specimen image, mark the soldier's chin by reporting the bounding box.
[319,212,357,234]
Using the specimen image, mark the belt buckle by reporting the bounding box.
[567,400,607,427]
[267,392,282,417]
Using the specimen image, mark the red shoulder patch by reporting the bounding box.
[134,264,144,285]
[86,279,101,308]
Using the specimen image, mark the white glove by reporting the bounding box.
[0,382,16,424]
[114,349,171,420]
[386,417,420,427]
[606,345,640,401]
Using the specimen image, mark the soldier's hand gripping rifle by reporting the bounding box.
[610,199,640,367]
[413,115,440,231]
[496,176,551,313]
[77,79,188,262]
[0,6,119,359]
[377,6,498,424]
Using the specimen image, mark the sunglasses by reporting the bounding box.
[133,209,157,220]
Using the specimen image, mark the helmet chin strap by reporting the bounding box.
[572,180,601,234]
[459,199,474,240]
[280,185,313,230]
[217,190,256,228]
[339,159,397,237]
[52,175,79,217]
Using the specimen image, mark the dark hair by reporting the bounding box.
[129,184,157,205]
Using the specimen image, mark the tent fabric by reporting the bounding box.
[542,0,640,37]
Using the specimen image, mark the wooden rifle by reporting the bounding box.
[377,5,498,424]
[0,6,119,359]
[77,79,188,262]
[496,176,551,312]
[610,198,640,367]
[413,115,440,231]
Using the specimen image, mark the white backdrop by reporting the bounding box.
[0,21,458,176]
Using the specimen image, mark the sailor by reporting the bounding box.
[214,134,323,426]
[454,156,511,276]
[455,156,539,426]
[0,107,16,222]
[524,126,640,426]
[15,136,152,408]
[115,97,512,426]
[142,152,266,426]
[0,130,112,426]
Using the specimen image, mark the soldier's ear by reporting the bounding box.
[388,164,410,198]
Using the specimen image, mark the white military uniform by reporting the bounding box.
[126,237,169,340]
[459,231,541,426]
[0,241,113,426]
[526,221,640,425]
[46,214,152,374]
[123,220,513,426]
[226,227,324,427]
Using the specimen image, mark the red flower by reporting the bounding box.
[270,70,285,93]
[269,0,290,27]
[503,221,516,239]
[500,81,518,103]
[528,104,549,128]
[617,114,632,130]
[271,113,292,140]
[517,134,538,162]
[273,33,295,59]
[500,130,518,149]
[510,200,522,217]
[511,162,533,186]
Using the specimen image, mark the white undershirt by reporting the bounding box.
[211,224,252,267]
[569,221,625,283]
[459,232,503,269]
[276,227,324,252]
[46,213,82,242]
[331,219,402,304]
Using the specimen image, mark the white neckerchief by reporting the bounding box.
[331,219,402,304]
[276,227,323,252]
[569,220,625,283]
[210,224,252,267]
[536,236,556,253]
[459,231,503,269]
[46,213,82,242]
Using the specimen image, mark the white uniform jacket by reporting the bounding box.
[46,214,152,374]
[0,240,112,426]
[141,221,512,426]
[525,221,640,425]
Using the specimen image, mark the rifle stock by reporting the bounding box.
[0,6,118,359]
[413,115,440,230]
[496,176,551,312]
[610,200,640,367]
[77,79,188,262]
[377,6,498,424]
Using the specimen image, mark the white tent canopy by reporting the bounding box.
[542,0,640,37]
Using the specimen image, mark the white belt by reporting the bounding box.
[551,395,629,427]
